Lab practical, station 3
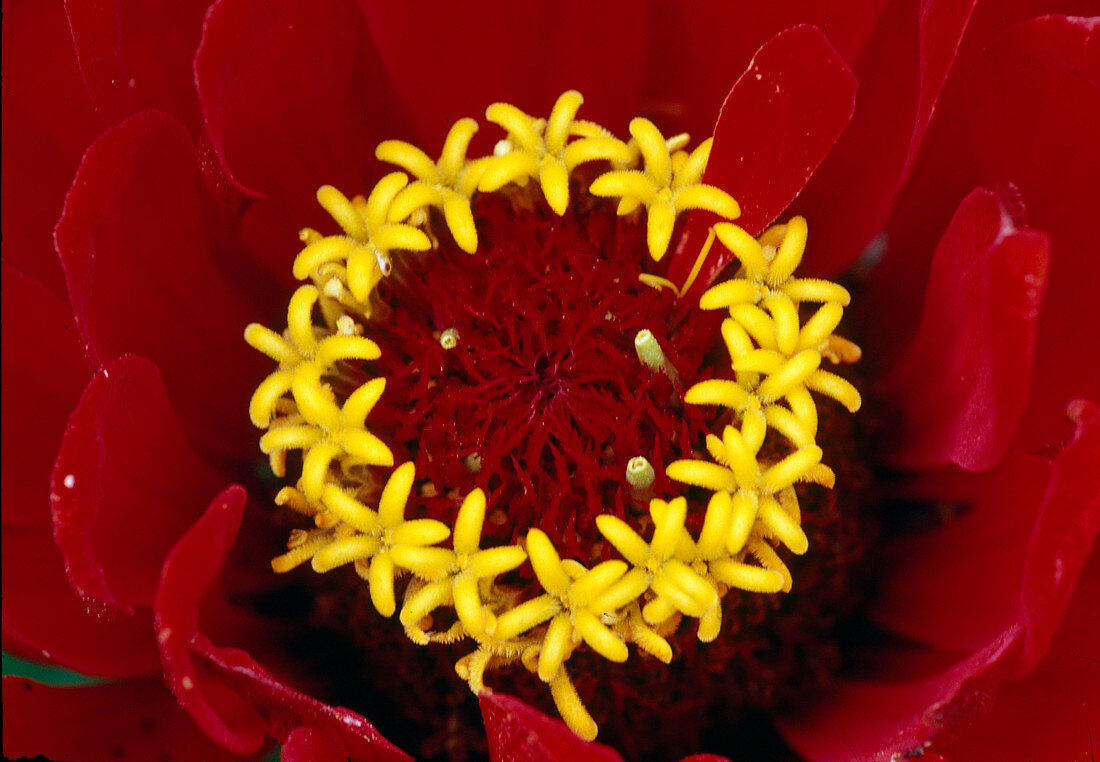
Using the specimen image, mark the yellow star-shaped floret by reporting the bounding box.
[399,488,528,643]
[477,90,632,215]
[589,118,740,260]
[291,177,432,302]
[245,286,393,495]
[298,463,451,618]
[699,310,860,426]
[595,498,723,637]
[523,529,639,683]
[375,119,491,253]
[666,415,820,593]
[698,217,862,374]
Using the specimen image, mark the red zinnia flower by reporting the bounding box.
[3,2,1098,761]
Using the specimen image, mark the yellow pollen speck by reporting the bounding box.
[246,89,861,742]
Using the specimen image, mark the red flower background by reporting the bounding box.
[3,1,1099,760]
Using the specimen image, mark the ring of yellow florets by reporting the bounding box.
[245,90,862,741]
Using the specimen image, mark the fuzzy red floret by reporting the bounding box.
[368,193,721,559]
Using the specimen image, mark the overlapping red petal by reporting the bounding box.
[65,0,211,133]
[2,267,161,678]
[877,188,1049,471]
[0,0,100,297]
[936,577,1100,760]
[780,399,1100,760]
[670,24,857,289]
[776,629,1019,761]
[154,484,412,759]
[196,0,409,280]
[790,0,977,276]
[51,355,228,616]
[640,0,889,142]
[1,676,256,762]
[54,108,270,460]
[869,14,1100,455]
[360,0,649,151]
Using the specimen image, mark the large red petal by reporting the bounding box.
[935,578,1100,760]
[779,400,1099,759]
[873,401,1100,662]
[775,629,1019,762]
[51,355,229,616]
[966,16,1100,456]
[2,267,161,677]
[0,0,101,297]
[871,15,1100,455]
[479,692,624,762]
[154,485,411,760]
[1,677,260,762]
[65,0,211,133]
[360,0,649,151]
[54,108,269,460]
[876,188,1049,471]
[196,0,408,280]
[789,0,976,276]
[668,25,856,289]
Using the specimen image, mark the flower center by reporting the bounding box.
[368,190,719,559]
[245,90,863,746]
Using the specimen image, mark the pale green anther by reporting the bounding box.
[440,328,460,349]
[625,456,655,491]
[634,329,667,373]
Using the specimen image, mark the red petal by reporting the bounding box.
[65,0,210,133]
[873,15,1100,454]
[360,0,649,151]
[776,629,1019,761]
[640,1,889,143]
[876,188,1049,471]
[154,484,265,753]
[283,726,351,762]
[2,267,162,677]
[967,16,1100,456]
[0,0,101,297]
[789,0,976,276]
[1,677,261,762]
[669,25,856,289]
[196,0,408,278]
[54,109,269,459]
[195,639,412,761]
[2,266,89,532]
[51,355,229,615]
[935,579,1100,760]
[154,486,411,759]
[780,400,1099,759]
[778,400,1095,756]
[873,401,1100,662]
[479,692,624,762]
